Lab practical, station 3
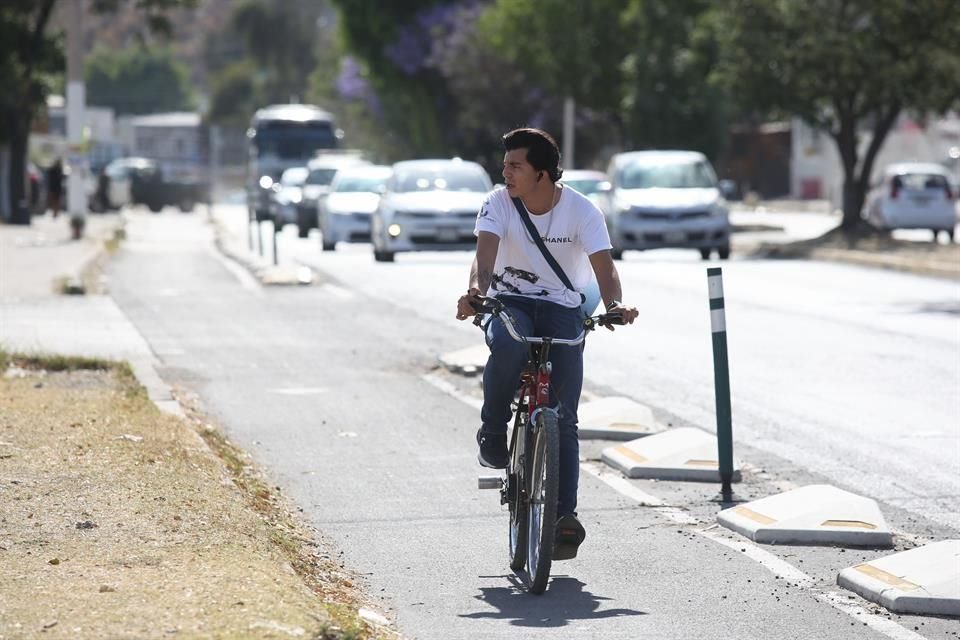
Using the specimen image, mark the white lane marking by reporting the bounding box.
[209,247,263,295]
[815,590,928,640]
[421,372,483,410]
[698,526,813,587]
[428,372,929,640]
[321,283,356,299]
[266,387,328,395]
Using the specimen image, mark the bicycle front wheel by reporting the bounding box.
[526,409,560,594]
[507,421,527,572]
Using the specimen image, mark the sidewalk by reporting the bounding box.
[0,210,394,639]
[0,212,122,297]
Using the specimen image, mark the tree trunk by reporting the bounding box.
[7,115,30,225]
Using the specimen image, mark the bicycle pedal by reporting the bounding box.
[478,476,503,490]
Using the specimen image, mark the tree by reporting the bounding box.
[1,0,63,223]
[715,0,960,228]
[479,0,631,162]
[330,0,466,157]
[0,0,196,223]
[619,0,729,158]
[86,45,193,115]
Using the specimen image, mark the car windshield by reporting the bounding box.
[563,179,604,195]
[393,166,489,193]
[894,173,949,190]
[333,175,388,193]
[281,168,308,186]
[621,161,717,189]
[306,168,339,186]
[254,121,337,160]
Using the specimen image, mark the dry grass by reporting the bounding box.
[0,354,401,640]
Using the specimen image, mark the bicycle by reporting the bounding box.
[473,296,624,594]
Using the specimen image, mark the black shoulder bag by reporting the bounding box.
[511,196,585,305]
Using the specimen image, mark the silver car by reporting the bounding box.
[318,165,392,251]
[601,151,731,260]
[371,159,492,262]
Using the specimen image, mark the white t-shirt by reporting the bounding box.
[474,185,612,308]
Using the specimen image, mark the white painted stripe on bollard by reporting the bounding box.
[708,274,724,298]
[710,309,726,333]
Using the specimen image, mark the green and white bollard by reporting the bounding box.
[707,267,735,504]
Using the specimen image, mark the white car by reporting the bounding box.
[299,153,371,237]
[560,169,611,207]
[599,151,731,260]
[864,163,956,242]
[269,166,309,229]
[318,165,392,251]
[371,159,492,262]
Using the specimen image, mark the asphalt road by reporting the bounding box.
[105,206,960,639]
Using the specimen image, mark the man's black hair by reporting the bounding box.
[502,127,563,182]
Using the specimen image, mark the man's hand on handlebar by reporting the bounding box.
[597,301,639,331]
[456,287,483,321]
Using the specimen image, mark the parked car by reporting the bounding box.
[297,152,371,237]
[560,169,610,207]
[371,158,492,262]
[864,163,956,242]
[91,157,152,211]
[318,165,392,251]
[599,151,731,260]
[269,166,309,230]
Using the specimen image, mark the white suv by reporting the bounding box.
[600,151,731,260]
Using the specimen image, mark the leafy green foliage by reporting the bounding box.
[86,46,193,115]
[714,0,960,223]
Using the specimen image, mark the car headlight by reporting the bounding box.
[290,192,302,204]
[387,223,402,237]
[259,175,273,189]
[710,201,728,217]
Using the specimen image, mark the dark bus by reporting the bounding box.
[246,104,341,221]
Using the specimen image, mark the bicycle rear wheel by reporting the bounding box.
[526,409,560,594]
[507,419,527,571]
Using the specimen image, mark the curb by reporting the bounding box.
[810,247,960,279]
[601,427,742,482]
[837,540,960,616]
[211,217,312,287]
[718,484,894,547]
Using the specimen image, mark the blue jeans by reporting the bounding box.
[481,295,584,517]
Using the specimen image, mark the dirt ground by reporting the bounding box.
[752,225,960,279]
[0,357,400,640]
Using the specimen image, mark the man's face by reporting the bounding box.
[502,148,541,198]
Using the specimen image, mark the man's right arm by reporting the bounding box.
[457,231,499,320]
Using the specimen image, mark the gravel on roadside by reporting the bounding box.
[0,353,401,640]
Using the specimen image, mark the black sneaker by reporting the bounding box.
[553,514,586,561]
[476,429,508,469]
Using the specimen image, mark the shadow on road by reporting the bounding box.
[459,575,646,627]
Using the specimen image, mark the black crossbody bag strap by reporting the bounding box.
[511,196,584,302]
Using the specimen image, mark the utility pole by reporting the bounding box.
[66,0,87,238]
[562,96,575,170]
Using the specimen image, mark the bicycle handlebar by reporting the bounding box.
[470,296,622,346]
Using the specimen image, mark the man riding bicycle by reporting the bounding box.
[456,128,638,558]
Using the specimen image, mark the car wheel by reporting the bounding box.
[178,199,194,213]
[718,246,731,260]
[947,229,955,243]
[322,238,336,251]
[374,249,395,262]
[298,223,311,238]
[610,247,624,260]
[699,248,712,260]
[148,201,163,213]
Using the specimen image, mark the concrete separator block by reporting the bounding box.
[578,396,665,440]
[718,484,893,547]
[837,540,960,616]
[438,344,488,376]
[601,427,741,482]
